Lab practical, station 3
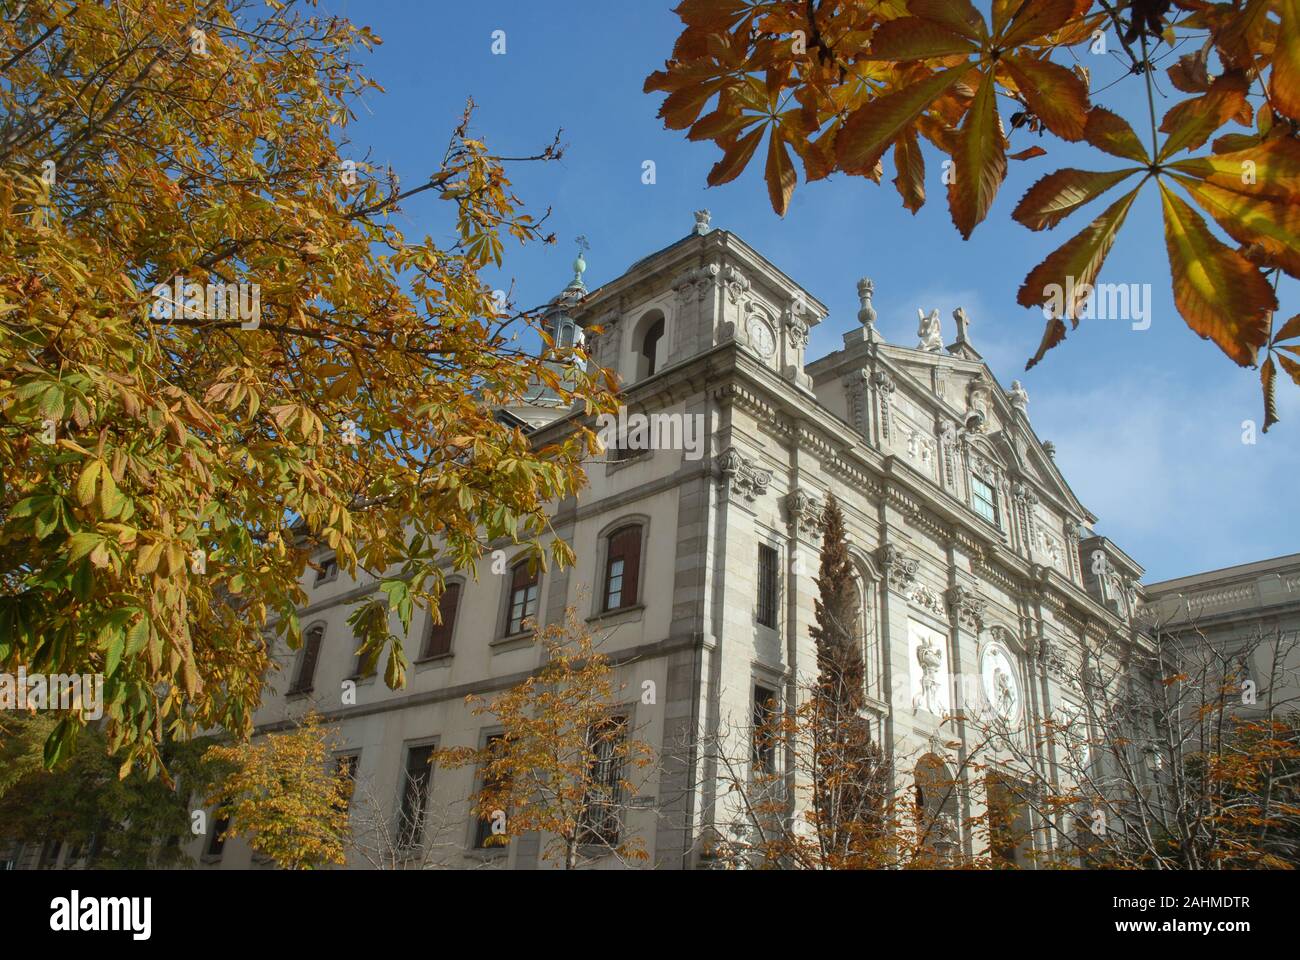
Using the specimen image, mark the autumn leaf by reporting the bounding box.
[835,64,975,175]
[1018,183,1144,366]
[892,128,927,213]
[1273,0,1300,120]
[765,129,797,215]
[948,70,1007,239]
[1012,167,1141,231]
[1158,182,1275,366]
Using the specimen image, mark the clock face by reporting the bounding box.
[746,316,775,358]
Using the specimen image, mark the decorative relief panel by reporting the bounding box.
[909,619,950,716]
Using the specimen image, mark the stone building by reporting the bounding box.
[166,214,1160,870]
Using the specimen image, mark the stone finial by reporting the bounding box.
[1008,379,1029,413]
[856,277,878,331]
[917,308,942,352]
[693,209,712,235]
[1042,440,1056,458]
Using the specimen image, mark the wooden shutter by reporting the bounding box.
[423,583,460,658]
[605,526,642,609]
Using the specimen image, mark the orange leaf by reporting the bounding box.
[835,63,974,175]
[1158,181,1275,367]
[998,0,1082,48]
[1275,313,1300,345]
[864,18,973,60]
[1083,107,1150,163]
[765,130,796,216]
[1271,0,1300,121]
[1261,356,1279,432]
[1012,167,1141,231]
[1158,70,1250,161]
[909,0,986,40]
[1001,54,1090,141]
[1172,174,1300,277]
[948,69,1005,239]
[892,127,926,213]
[1277,352,1300,387]
[707,125,764,186]
[1017,183,1143,367]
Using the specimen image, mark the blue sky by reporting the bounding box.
[320,0,1298,582]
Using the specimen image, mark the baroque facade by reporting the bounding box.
[183,217,1156,869]
[6,217,1274,872]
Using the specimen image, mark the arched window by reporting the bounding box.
[506,560,540,636]
[635,312,665,380]
[603,525,642,611]
[290,625,324,694]
[915,754,960,862]
[422,582,461,659]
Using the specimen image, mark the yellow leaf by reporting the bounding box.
[1158,181,1275,367]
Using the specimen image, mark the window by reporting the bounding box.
[757,544,779,628]
[603,526,642,611]
[971,475,999,526]
[639,316,664,378]
[473,734,510,849]
[752,685,778,776]
[334,753,360,814]
[314,556,338,586]
[398,745,436,848]
[506,560,540,636]
[986,772,1032,868]
[422,582,461,659]
[206,814,230,858]
[289,625,324,695]
[578,716,628,847]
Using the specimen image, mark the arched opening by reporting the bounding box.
[914,754,960,863]
[633,310,665,380]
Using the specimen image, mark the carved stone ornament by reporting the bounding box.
[785,488,825,538]
[717,446,772,503]
[784,304,810,351]
[879,543,919,593]
[871,369,896,442]
[910,583,947,620]
[674,262,721,303]
[723,264,751,304]
[947,585,987,631]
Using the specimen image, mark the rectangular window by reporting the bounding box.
[578,717,628,848]
[422,582,461,659]
[314,557,338,586]
[603,526,642,611]
[971,476,999,526]
[334,753,360,814]
[473,734,510,850]
[507,562,539,636]
[757,544,779,628]
[752,685,778,776]
[289,627,324,695]
[206,814,230,858]
[398,746,436,848]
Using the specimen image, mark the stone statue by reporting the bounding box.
[917,308,943,352]
[1008,379,1029,413]
[693,209,711,235]
[915,635,944,714]
[994,665,1015,720]
[953,306,971,343]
